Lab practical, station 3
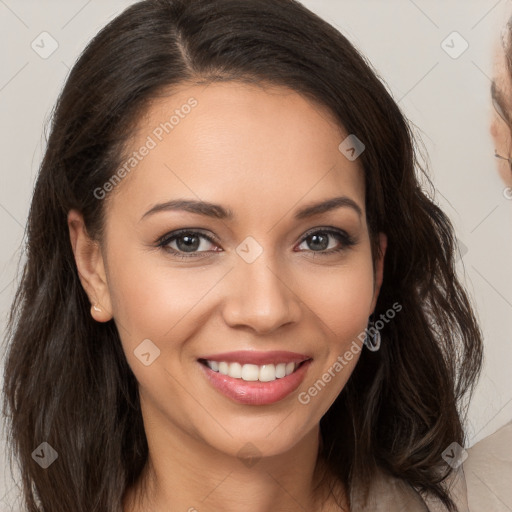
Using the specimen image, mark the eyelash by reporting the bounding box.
[156,228,356,260]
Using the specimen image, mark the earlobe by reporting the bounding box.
[67,209,113,322]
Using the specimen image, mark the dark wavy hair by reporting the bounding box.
[2,0,483,511]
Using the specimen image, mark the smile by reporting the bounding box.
[200,360,302,382]
[198,358,312,405]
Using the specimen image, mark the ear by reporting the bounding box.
[67,209,113,322]
[370,232,387,314]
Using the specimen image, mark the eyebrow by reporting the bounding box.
[491,80,512,129]
[140,195,363,222]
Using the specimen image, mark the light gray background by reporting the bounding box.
[1,0,511,508]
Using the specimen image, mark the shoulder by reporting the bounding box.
[349,466,470,512]
[464,421,512,511]
[349,467,428,511]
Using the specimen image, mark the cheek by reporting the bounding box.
[297,258,375,336]
[107,242,221,331]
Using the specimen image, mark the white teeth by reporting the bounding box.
[228,362,242,379]
[218,362,229,375]
[205,360,300,381]
[285,362,295,376]
[275,363,286,378]
[259,364,276,382]
[241,364,259,381]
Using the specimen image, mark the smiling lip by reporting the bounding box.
[198,350,311,365]
[199,358,312,405]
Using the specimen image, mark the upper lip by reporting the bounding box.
[198,350,312,365]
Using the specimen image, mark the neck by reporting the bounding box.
[122,412,346,512]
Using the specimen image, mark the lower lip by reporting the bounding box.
[198,360,312,405]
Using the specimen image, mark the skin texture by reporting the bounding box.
[491,30,512,187]
[67,82,386,512]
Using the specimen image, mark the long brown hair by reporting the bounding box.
[2,1,483,510]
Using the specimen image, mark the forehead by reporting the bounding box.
[138,81,345,155]
[108,81,366,222]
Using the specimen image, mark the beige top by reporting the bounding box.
[349,465,469,511]
[464,421,512,511]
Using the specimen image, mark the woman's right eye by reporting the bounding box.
[157,230,220,259]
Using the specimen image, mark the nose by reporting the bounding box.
[221,252,302,335]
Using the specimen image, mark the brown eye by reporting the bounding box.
[157,230,219,258]
[297,228,356,255]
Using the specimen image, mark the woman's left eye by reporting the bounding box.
[156,228,356,259]
[297,229,356,255]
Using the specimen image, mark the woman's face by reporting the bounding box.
[74,81,386,459]
[491,30,512,186]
